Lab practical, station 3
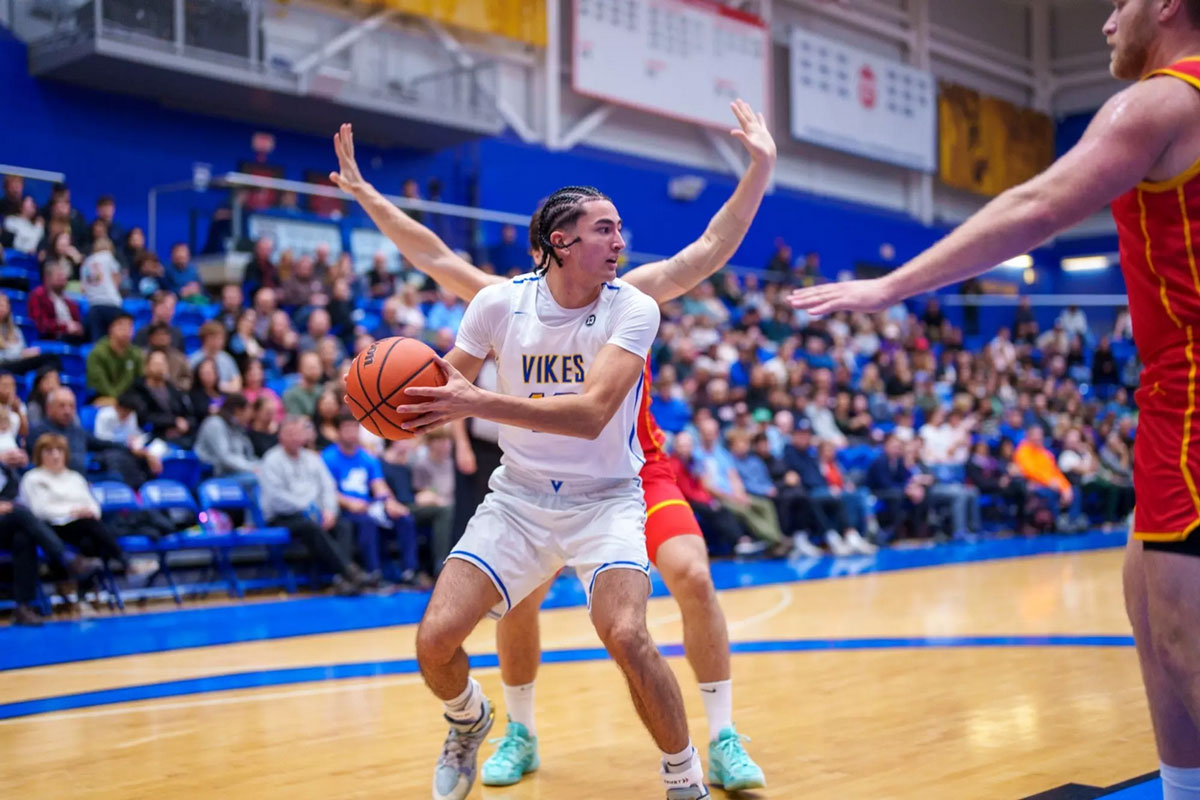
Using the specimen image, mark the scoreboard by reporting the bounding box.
[572,0,770,129]
[788,27,936,172]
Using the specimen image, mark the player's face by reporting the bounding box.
[1104,0,1156,80]
[557,200,625,283]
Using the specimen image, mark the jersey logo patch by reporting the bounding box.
[551,480,563,493]
[585,314,596,326]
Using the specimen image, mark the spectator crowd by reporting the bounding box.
[0,175,1142,626]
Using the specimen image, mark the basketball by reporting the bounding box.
[344,336,446,440]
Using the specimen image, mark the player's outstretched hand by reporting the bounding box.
[730,99,776,166]
[396,354,481,433]
[329,123,367,195]
[788,277,898,315]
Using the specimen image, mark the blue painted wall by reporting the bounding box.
[2,24,1128,313]
[473,136,948,275]
[0,30,467,255]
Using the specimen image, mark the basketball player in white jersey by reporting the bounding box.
[392,186,709,800]
[329,106,774,791]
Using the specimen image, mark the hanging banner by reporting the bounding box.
[572,0,769,129]
[380,0,546,47]
[788,27,936,172]
[938,82,1054,196]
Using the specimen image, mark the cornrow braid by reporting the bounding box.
[529,185,610,275]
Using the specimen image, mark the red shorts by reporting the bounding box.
[1133,357,1200,542]
[640,458,703,565]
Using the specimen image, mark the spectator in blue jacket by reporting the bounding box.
[164,242,203,299]
[866,433,930,540]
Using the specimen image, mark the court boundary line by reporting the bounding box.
[0,634,1136,722]
[0,530,1128,673]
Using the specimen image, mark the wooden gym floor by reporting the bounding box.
[0,534,1162,799]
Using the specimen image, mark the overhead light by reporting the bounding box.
[1061,255,1111,272]
[999,255,1032,269]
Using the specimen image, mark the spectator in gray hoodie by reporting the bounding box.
[194,395,260,484]
[259,415,372,594]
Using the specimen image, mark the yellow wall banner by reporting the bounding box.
[938,82,1053,197]
[381,0,546,46]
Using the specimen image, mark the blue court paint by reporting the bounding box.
[0,634,1135,721]
[0,530,1127,671]
[1103,778,1162,798]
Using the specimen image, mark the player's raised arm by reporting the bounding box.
[621,100,776,303]
[788,75,1195,315]
[329,123,503,302]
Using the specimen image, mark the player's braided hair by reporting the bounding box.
[530,185,610,276]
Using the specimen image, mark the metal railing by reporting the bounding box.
[14,0,503,131]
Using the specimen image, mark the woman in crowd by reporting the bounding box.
[25,365,63,427]
[228,309,266,366]
[187,358,225,422]
[18,434,142,593]
[194,395,260,483]
[39,230,84,273]
[240,359,283,423]
[248,395,281,457]
[0,294,57,375]
[311,389,344,451]
[3,196,44,255]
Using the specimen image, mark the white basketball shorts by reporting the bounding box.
[446,464,650,619]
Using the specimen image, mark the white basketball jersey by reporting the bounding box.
[454,273,660,481]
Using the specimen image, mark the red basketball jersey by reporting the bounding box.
[1112,58,1200,369]
[1110,57,1200,540]
[635,361,670,465]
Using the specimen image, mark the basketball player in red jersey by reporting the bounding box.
[330,100,774,790]
[791,1,1200,794]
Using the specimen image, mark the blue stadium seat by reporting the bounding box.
[90,480,145,611]
[91,480,140,513]
[159,451,209,487]
[837,444,879,472]
[175,305,210,328]
[3,250,37,270]
[2,288,27,317]
[121,297,150,316]
[355,312,381,335]
[13,315,37,345]
[197,478,295,596]
[78,405,99,433]
[140,479,233,604]
[267,374,300,398]
[38,341,85,376]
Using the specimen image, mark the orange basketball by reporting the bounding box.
[344,336,447,440]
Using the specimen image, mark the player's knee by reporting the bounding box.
[669,558,716,608]
[596,615,652,665]
[1150,609,1200,682]
[416,617,458,668]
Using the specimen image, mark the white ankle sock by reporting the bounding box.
[1162,763,1200,799]
[662,743,696,773]
[443,677,484,725]
[698,679,733,742]
[502,681,537,736]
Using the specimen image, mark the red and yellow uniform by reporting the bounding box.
[1112,57,1200,542]
[635,361,704,563]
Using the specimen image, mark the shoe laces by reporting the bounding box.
[440,719,487,770]
[486,732,529,767]
[714,731,754,768]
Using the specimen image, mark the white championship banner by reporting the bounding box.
[247,216,344,258]
[788,28,936,172]
[572,0,769,129]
